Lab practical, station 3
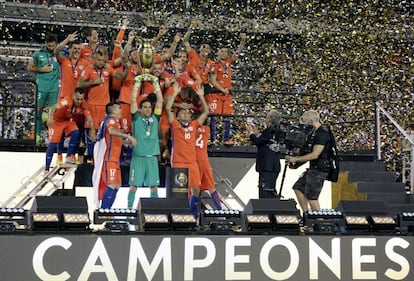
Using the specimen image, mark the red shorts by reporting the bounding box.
[88,104,106,129]
[172,162,201,188]
[197,159,215,190]
[119,103,131,134]
[102,161,122,187]
[48,121,78,143]
[205,92,234,115]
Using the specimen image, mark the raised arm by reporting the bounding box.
[151,26,168,47]
[231,33,247,62]
[152,76,164,112]
[130,75,143,114]
[195,86,209,125]
[161,33,181,61]
[55,31,78,59]
[165,83,181,123]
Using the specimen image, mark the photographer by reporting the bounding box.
[285,110,332,214]
[246,110,282,198]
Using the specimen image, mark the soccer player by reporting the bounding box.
[27,34,60,145]
[166,83,209,217]
[45,88,95,173]
[127,74,163,208]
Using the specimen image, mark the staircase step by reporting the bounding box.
[367,193,414,203]
[340,161,387,172]
[357,182,406,193]
[336,200,389,216]
[386,203,414,217]
[347,171,398,182]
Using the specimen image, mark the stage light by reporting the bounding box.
[200,209,243,232]
[142,214,170,230]
[32,213,59,222]
[94,208,139,233]
[274,214,301,233]
[31,213,60,230]
[398,212,414,234]
[62,213,90,230]
[0,207,28,232]
[31,196,90,231]
[244,214,272,231]
[94,208,139,224]
[368,215,396,233]
[304,209,345,234]
[170,213,197,230]
[344,215,370,233]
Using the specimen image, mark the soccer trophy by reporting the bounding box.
[139,38,154,74]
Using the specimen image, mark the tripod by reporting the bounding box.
[278,161,289,198]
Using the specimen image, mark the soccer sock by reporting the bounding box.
[150,190,158,198]
[101,187,118,209]
[210,191,222,210]
[86,130,95,159]
[189,195,200,217]
[45,143,58,171]
[67,130,80,156]
[223,119,231,141]
[57,141,63,156]
[209,118,216,141]
[127,190,136,209]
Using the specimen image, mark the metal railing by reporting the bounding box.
[376,102,414,193]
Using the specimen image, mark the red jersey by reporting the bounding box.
[188,48,213,84]
[81,64,115,105]
[195,125,210,160]
[176,71,198,90]
[211,58,233,90]
[103,116,122,163]
[53,97,91,123]
[118,64,141,104]
[58,56,88,100]
[80,43,107,61]
[170,119,200,164]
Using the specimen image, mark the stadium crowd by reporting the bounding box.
[1,0,414,174]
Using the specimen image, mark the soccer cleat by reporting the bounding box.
[223,139,234,146]
[56,154,63,165]
[65,155,76,164]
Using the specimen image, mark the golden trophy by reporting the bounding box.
[139,39,155,74]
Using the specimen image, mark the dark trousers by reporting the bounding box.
[258,171,279,198]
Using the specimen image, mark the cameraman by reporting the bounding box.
[285,110,332,213]
[246,110,282,198]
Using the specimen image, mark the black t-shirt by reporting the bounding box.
[309,126,331,170]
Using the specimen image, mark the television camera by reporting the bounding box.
[279,124,313,161]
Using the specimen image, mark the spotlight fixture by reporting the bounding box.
[170,213,197,231]
[62,213,90,230]
[344,215,370,233]
[244,214,272,231]
[141,214,170,230]
[273,214,301,233]
[31,213,60,230]
[94,208,139,233]
[398,212,414,234]
[94,208,139,224]
[304,209,345,234]
[368,215,396,233]
[200,209,243,232]
[0,207,29,232]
